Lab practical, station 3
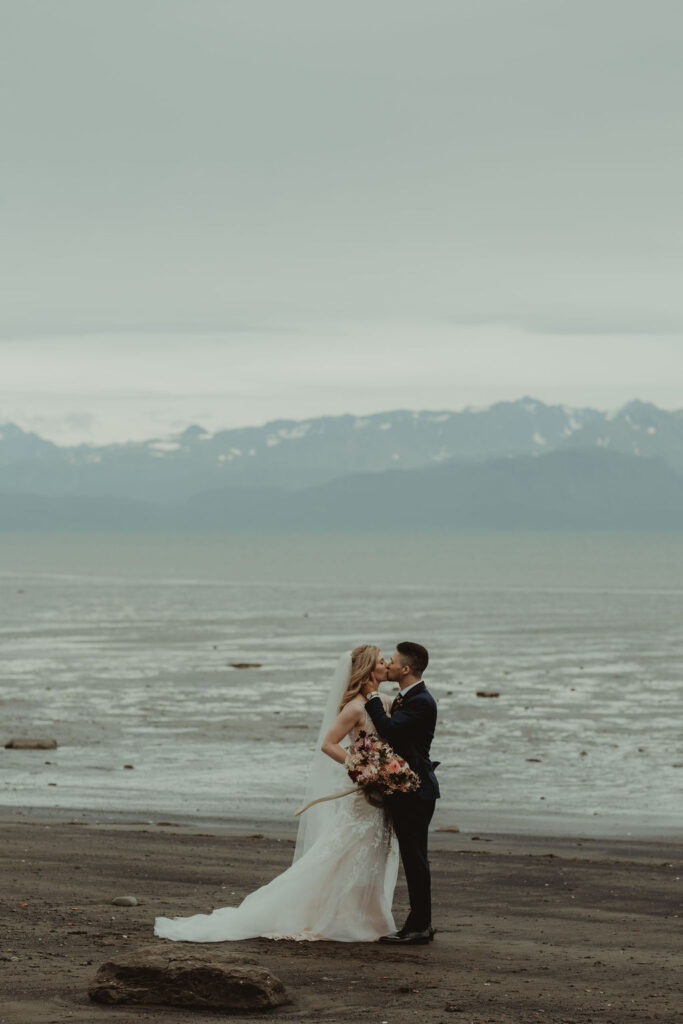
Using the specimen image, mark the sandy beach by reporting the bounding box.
[1,815,680,1024]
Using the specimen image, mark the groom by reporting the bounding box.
[363,641,439,945]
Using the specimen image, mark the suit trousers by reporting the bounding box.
[387,793,436,932]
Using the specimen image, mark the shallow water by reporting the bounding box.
[1,532,682,837]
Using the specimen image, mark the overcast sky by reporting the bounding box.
[2,0,682,444]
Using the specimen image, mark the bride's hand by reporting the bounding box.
[360,680,377,699]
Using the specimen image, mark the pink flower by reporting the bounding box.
[346,734,420,795]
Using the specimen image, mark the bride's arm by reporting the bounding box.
[321,700,364,765]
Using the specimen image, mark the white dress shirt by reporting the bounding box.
[399,679,424,699]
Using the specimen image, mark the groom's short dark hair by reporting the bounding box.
[397,641,429,678]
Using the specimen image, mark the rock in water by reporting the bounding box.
[5,737,58,749]
[88,945,288,1011]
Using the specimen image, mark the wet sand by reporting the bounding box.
[1,816,680,1024]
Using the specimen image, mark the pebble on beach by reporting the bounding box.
[111,896,138,907]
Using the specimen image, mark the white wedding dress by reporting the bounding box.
[154,708,399,943]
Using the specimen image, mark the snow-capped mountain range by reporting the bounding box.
[1,397,681,504]
[1,397,683,529]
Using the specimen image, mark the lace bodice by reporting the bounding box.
[350,708,373,743]
[349,697,390,743]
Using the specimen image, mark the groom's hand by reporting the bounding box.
[361,682,379,700]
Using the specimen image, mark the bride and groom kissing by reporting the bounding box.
[155,641,440,945]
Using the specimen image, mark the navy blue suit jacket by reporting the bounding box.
[365,681,440,801]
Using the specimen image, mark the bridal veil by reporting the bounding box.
[293,650,352,861]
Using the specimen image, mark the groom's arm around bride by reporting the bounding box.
[363,641,439,945]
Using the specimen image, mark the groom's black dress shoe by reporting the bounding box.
[378,926,433,945]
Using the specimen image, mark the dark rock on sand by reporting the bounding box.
[88,944,288,1011]
[476,691,500,698]
[5,737,58,750]
[230,662,262,669]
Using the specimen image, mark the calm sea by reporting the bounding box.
[1,532,682,837]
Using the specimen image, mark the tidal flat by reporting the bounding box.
[2,531,683,837]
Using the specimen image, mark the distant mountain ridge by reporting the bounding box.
[1,397,682,530]
[2,397,682,502]
[2,448,683,531]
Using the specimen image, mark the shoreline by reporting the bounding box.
[3,811,682,870]
[3,802,682,844]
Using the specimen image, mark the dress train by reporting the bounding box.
[154,792,398,943]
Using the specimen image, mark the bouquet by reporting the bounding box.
[295,731,420,816]
[345,731,420,799]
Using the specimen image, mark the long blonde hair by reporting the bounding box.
[338,644,381,711]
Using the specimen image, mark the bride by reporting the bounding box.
[154,645,399,942]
